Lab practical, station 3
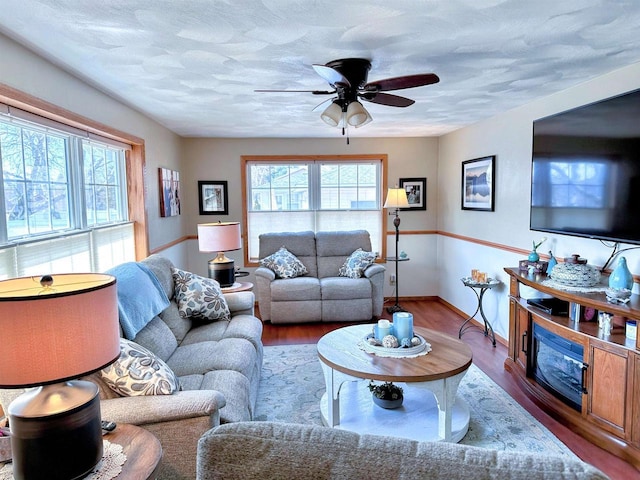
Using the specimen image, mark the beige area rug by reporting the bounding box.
[254,343,577,458]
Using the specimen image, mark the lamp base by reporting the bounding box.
[8,381,103,480]
[208,258,235,287]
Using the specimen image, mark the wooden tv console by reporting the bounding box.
[504,267,640,469]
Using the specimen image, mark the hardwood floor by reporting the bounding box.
[260,299,639,480]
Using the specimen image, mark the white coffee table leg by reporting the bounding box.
[319,360,359,427]
[413,369,468,441]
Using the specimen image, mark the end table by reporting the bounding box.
[459,277,500,347]
[104,424,162,479]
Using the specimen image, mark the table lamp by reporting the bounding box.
[198,221,242,287]
[384,186,409,313]
[0,273,120,480]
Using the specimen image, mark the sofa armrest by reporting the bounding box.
[100,390,225,426]
[255,266,276,281]
[363,263,385,278]
[224,291,255,316]
[254,267,276,321]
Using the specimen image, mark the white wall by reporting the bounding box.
[437,61,640,341]
[0,33,186,259]
[181,137,439,297]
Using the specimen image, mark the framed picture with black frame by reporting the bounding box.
[399,177,426,210]
[461,155,495,211]
[198,180,229,215]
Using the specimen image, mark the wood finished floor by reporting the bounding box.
[260,299,639,480]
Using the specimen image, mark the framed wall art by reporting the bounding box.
[399,177,427,210]
[198,180,229,215]
[461,156,495,211]
[159,167,181,217]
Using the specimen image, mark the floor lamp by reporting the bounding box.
[384,186,409,313]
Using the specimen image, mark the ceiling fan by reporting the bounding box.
[256,58,439,140]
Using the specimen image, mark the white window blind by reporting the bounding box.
[0,223,134,279]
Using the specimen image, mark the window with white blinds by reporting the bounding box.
[244,156,385,263]
[0,103,133,276]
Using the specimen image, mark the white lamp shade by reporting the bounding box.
[320,101,343,127]
[383,187,410,209]
[0,273,120,387]
[346,101,372,127]
[198,222,242,252]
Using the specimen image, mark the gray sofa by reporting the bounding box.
[196,422,610,480]
[95,254,264,479]
[255,230,385,324]
[0,254,264,480]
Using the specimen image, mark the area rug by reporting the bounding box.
[254,343,577,459]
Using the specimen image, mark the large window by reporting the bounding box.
[243,155,387,263]
[0,106,134,278]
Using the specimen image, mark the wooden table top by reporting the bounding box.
[317,324,473,383]
[104,423,162,480]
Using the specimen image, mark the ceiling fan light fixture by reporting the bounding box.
[321,101,343,127]
[346,101,371,127]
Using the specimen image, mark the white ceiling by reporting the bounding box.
[1,0,639,139]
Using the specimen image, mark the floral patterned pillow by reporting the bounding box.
[338,248,377,279]
[259,246,308,279]
[172,268,231,322]
[101,338,179,396]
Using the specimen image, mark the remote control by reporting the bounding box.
[101,420,116,432]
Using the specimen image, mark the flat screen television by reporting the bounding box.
[530,88,640,245]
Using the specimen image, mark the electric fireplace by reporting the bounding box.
[532,323,587,411]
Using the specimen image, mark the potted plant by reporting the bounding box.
[368,381,403,409]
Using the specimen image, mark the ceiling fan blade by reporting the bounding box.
[360,92,415,107]
[312,64,351,88]
[255,89,336,95]
[364,73,440,92]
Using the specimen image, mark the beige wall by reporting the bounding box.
[0,32,185,258]
[181,137,440,297]
[437,61,640,341]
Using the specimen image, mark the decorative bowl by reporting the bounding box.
[605,288,632,304]
[372,396,403,409]
[549,262,601,287]
[361,333,430,357]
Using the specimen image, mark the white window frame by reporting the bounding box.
[242,154,388,264]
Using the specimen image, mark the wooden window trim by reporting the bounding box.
[241,154,388,266]
[0,82,148,260]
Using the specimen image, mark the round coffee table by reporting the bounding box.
[317,324,473,442]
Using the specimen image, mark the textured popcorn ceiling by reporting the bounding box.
[1,0,639,138]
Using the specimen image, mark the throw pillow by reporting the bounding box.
[338,248,377,279]
[172,268,231,322]
[259,246,308,279]
[101,338,179,396]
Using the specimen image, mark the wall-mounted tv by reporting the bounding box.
[530,88,640,245]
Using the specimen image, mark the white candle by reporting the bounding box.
[376,319,393,341]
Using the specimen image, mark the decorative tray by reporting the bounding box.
[461,277,500,287]
[360,333,430,357]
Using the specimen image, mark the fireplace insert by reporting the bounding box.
[532,323,587,411]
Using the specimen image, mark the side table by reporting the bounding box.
[221,281,253,293]
[458,277,500,347]
[385,256,409,313]
[0,424,162,480]
[104,424,162,480]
